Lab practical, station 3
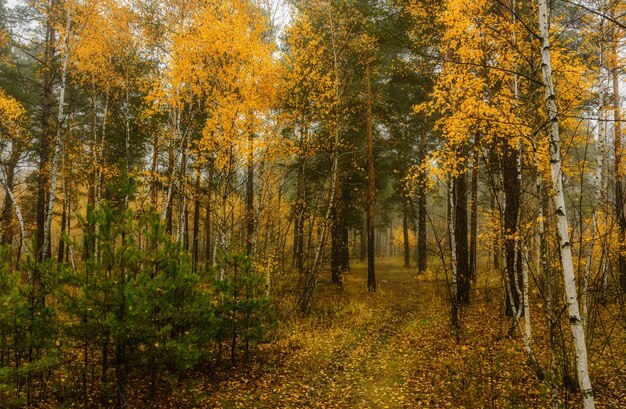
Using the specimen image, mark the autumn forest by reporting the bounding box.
[0,0,624,407]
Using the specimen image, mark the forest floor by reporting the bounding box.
[155,258,626,409]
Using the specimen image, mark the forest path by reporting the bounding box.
[156,258,624,408]
[200,258,461,408]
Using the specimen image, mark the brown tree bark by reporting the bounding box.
[611,23,625,292]
[246,128,255,256]
[503,141,521,316]
[469,139,479,284]
[366,61,376,292]
[402,199,410,267]
[417,189,427,273]
[331,169,344,286]
[454,172,469,304]
[360,212,366,262]
[192,167,201,273]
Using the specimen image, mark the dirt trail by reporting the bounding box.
[201,259,456,409]
[160,258,626,408]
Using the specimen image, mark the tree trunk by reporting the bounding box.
[246,128,255,257]
[366,61,376,292]
[454,171,469,304]
[417,131,428,273]
[611,22,625,292]
[36,0,57,264]
[537,1,595,406]
[1,144,20,247]
[164,127,175,235]
[0,176,28,260]
[192,167,201,273]
[177,133,189,246]
[300,1,342,311]
[448,176,459,329]
[489,149,501,272]
[417,190,427,273]
[584,43,608,325]
[360,211,366,262]
[42,9,71,263]
[204,167,213,267]
[402,199,410,267]
[469,139,479,284]
[331,168,344,286]
[503,139,521,316]
[57,182,67,264]
[151,133,159,208]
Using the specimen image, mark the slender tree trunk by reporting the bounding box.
[42,9,71,263]
[294,161,305,272]
[331,165,344,285]
[611,22,625,292]
[503,139,521,316]
[164,124,176,235]
[537,2,595,406]
[0,177,28,260]
[360,212,366,262]
[417,132,428,273]
[1,145,20,247]
[469,138,479,284]
[177,134,189,246]
[454,171,469,304]
[151,133,159,208]
[366,61,376,292]
[192,167,201,273]
[584,45,608,325]
[417,190,427,273]
[57,181,67,263]
[204,167,213,267]
[246,127,255,257]
[448,176,459,328]
[300,0,342,311]
[293,122,306,272]
[85,92,98,261]
[36,0,57,264]
[490,149,501,272]
[402,199,410,267]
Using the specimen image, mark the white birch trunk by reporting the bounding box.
[448,177,457,298]
[537,1,595,406]
[521,245,532,346]
[42,10,71,262]
[584,53,608,327]
[0,175,29,259]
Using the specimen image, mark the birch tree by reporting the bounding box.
[537,0,595,406]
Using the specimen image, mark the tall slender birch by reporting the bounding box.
[42,8,71,262]
[537,0,595,406]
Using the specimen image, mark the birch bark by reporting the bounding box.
[537,1,595,406]
[42,9,71,262]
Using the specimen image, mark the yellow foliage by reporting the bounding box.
[0,88,28,145]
